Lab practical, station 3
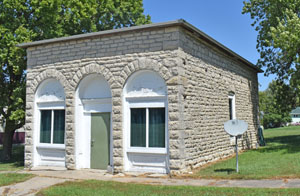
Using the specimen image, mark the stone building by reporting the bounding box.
[19,20,262,174]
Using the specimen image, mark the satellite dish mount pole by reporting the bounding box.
[224,119,248,174]
[235,136,238,173]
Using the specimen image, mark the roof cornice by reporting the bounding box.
[17,19,263,73]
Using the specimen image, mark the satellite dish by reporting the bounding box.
[224,119,248,137]
[224,119,248,173]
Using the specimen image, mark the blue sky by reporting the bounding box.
[143,0,275,91]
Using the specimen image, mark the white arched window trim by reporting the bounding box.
[33,79,66,167]
[123,70,169,173]
[123,70,168,154]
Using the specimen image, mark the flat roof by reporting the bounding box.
[18,19,263,73]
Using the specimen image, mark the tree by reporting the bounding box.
[0,0,151,160]
[243,0,300,127]
[242,0,300,81]
[259,80,296,128]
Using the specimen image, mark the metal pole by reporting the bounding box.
[236,136,238,173]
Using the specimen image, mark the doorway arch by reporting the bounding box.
[75,74,112,170]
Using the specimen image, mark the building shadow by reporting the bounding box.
[258,135,300,154]
[214,168,236,174]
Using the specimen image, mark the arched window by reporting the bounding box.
[123,70,168,173]
[33,78,66,167]
[36,79,66,144]
[124,70,167,150]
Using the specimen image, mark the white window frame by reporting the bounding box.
[36,101,65,149]
[228,93,236,145]
[126,96,167,154]
[228,93,236,120]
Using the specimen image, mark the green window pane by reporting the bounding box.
[131,108,146,147]
[149,108,165,148]
[53,110,65,144]
[40,110,51,143]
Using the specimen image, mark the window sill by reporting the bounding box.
[127,147,167,155]
[36,144,65,150]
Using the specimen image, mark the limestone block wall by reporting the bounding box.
[24,26,188,172]
[178,29,259,171]
[24,24,259,173]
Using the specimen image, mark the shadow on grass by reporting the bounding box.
[0,145,24,167]
[214,168,236,174]
[258,135,300,154]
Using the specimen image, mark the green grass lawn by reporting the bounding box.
[0,145,34,186]
[37,180,300,196]
[192,126,300,179]
[0,173,33,187]
[0,145,25,171]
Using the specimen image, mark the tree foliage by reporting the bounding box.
[243,0,300,80]
[243,0,300,128]
[259,80,297,128]
[0,0,150,160]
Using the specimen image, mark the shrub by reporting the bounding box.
[263,113,291,129]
